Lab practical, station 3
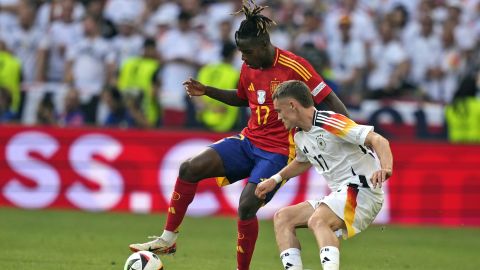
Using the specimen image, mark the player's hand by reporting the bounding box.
[255,178,277,199]
[370,168,392,189]
[183,78,206,97]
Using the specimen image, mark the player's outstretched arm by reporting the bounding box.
[255,160,311,199]
[183,78,248,107]
[320,91,349,117]
[364,131,393,188]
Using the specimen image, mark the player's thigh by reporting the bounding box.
[208,134,255,184]
[180,147,225,181]
[249,153,288,203]
[310,203,346,232]
[274,202,315,229]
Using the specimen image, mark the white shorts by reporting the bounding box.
[307,184,384,239]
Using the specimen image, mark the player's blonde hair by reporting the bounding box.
[273,80,314,108]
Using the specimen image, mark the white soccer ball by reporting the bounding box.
[124,251,164,270]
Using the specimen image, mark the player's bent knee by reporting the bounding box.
[178,159,204,182]
[307,215,328,230]
[273,208,292,227]
[178,159,193,180]
[238,200,260,220]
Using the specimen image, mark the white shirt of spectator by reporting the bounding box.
[6,25,45,83]
[325,5,377,43]
[103,0,145,25]
[424,46,465,103]
[66,37,114,102]
[144,1,179,37]
[367,39,408,90]
[39,21,83,82]
[327,37,366,83]
[405,31,442,85]
[35,1,85,31]
[294,110,380,191]
[159,27,202,110]
[109,34,144,67]
[0,0,19,32]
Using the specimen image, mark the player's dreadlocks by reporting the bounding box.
[234,0,276,43]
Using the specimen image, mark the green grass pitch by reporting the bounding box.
[1,207,479,270]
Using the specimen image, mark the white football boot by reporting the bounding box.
[129,235,177,255]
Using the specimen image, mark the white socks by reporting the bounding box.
[320,246,340,270]
[280,248,303,270]
[160,230,177,245]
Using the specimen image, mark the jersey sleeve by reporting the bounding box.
[294,133,309,162]
[295,145,309,162]
[294,56,332,104]
[315,111,373,145]
[236,64,247,100]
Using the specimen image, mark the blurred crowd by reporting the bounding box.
[0,0,479,137]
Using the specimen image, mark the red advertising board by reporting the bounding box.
[1,125,479,226]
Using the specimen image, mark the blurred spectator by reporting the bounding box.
[405,14,442,94]
[35,0,85,31]
[4,0,43,84]
[109,16,144,70]
[445,74,480,142]
[85,0,117,39]
[324,0,377,44]
[64,14,115,123]
[58,88,85,127]
[117,38,161,127]
[293,10,327,52]
[158,10,201,127]
[139,0,163,36]
[102,86,148,128]
[366,18,410,99]
[388,4,412,43]
[36,0,83,83]
[36,92,57,125]
[0,86,15,123]
[194,41,240,132]
[423,21,465,103]
[0,43,21,113]
[103,0,145,26]
[327,15,366,106]
[0,0,19,33]
[144,0,179,38]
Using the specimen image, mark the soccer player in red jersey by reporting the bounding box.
[129,1,349,269]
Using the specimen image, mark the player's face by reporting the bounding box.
[236,38,266,69]
[274,98,298,129]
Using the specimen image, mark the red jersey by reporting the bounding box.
[237,48,332,159]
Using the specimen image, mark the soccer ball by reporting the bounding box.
[124,251,164,270]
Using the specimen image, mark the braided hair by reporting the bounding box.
[234,0,276,43]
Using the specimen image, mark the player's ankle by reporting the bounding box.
[160,230,178,245]
[280,248,303,270]
[320,246,339,270]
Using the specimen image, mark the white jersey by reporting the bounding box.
[294,110,381,192]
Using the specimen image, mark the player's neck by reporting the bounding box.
[299,107,316,132]
[261,45,276,69]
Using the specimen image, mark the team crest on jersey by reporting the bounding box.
[316,135,326,150]
[257,90,266,104]
[270,80,281,94]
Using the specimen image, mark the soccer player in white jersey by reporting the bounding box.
[255,80,393,270]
